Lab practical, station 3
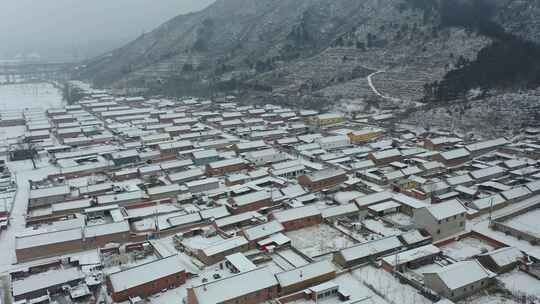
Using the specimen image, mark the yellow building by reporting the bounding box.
[308,113,345,127]
[395,178,418,191]
[347,128,383,143]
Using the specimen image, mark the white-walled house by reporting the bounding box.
[423,260,495,301]
[245,148,288,166]
[315,135,350,150]
[412,199,467,241]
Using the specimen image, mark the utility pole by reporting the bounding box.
[488,197,494,225]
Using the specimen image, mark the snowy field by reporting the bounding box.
[383,212,413,227]
[498,270,540,298]
[352,265,434,304]
[439,237,495,261]
[458,292,522,304]
[286,224,357,258]
[0,82,63,110]
[362,218,402,236]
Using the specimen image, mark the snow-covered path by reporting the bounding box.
[367,70,396,101]
[0,159,59,272]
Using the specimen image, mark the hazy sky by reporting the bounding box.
[0,0,215,61]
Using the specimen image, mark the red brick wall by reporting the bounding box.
[298,174,347,191]
[110,270,186,302]
[281,215,323,231]
[206,163,248,176]
[228,198,273,214]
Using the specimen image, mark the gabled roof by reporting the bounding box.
[109,255,185,292]
[424,260,495,290]
[382,244,440,267]
[275,260,335,288]
[439,148,470,160]
[190,267,277,303]
[201,236,248,257]
[469,166,505,180]
[271,205,321,223]
[231,191,271,206]
[478,247,523,268]
[338,236,402,262]
[465,138,508,152]
[321,203,359,219]
[370,149,401,160]
[470,194,506,211]
[423,199,467,221]
[242,220,284,241]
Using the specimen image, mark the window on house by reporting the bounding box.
[460,221,464,227]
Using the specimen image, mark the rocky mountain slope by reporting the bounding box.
[79,0,540,112]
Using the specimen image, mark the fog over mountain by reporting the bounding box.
[0,0,215,62]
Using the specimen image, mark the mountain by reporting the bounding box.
[79,0,540,111]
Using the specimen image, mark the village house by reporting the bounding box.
[185,177,220,194]
[381,244,441,272]
[298,168,347,191]
[28,185,72,208]
[186,267,279,304]
[245,148,288,166]
[192,149,221,166]
[433,148,470,167]
[195,236,249,265]
[227,190,273,214]
[347,128,383,143]
[11,268,85,301]
[412,199,467,241]
[268,205,323,231]
[333,236,403,268]
[368,149,402,166]
[307,113,345,127]
[465,138,509,156]
[206,158,248,176]
[423,137,462,150]
[423,260,495,301]
[241,220,285,246]
[315,135,350,150]
[107,255,187,302]
[477,246,524,274]
[275,260,336,295]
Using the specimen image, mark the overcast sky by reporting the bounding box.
[0,0,215,61]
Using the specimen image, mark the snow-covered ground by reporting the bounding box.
[0,82,63,110]
[361,218,402,237]
[286,224,357,258]
[439,237,495,261]
[458,292,522,304]
[0,158,59,271]
[352,265,434,304]
[498,270,540,298]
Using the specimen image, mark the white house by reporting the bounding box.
[412,199,467,241]
[315,135,350,150]
[423,260,495,301]
[245,148,288,166]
